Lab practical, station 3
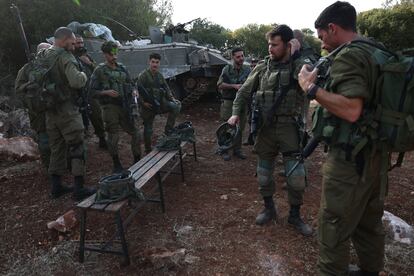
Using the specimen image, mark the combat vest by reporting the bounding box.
[254,57,304,121]
[96,63,129,106]
[139,69,169,103]
[220,64,251,100]
[43,48,79,109]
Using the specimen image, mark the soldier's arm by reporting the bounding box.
[298,48,369,123]
[90,67,118,98]
[232,64,262,116]
[63,54,87,89]
[217,66,241,91]
[160,74,175,100]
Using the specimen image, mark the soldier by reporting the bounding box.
[137,53,181,153]
[298,2,387,275]
[217,48,251,161]
[15,42,52,169]
[44,27,95,200]
[73,34,106,149]
[90,41,141,173]
[228,25,313,236]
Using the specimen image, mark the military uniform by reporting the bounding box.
[232,55,312,235]
[217,63,251,153]
[75,54,106,142]
[90,62,141,170]
[137,68,181,152]
[43,46,94,199]
[15,57,50,169]
[315,43,385,275]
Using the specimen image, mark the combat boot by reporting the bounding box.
[233,149,247,160]
[50,174,73,199]
[133,155,141,164]
[348,265,381,276]
[73,176,96,201]
[288,205,313,236]
[256,196,277,225]
[112,155,123,173]
[98,136,107,149]
[221,151,231,161]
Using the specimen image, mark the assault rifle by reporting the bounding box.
[122,83,139,123]
[286,136,320,177]
[10,4,32,62]
[137,84,161,114]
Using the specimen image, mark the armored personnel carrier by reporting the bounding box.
[83,20,230,107]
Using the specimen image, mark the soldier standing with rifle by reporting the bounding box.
[228,25,313,236]
[137,53,181,153]
[217,47,251,161]
[73,34,107,149]
[90,41,141,173]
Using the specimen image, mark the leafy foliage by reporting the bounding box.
[0,0,172,73]
[358,2,414,51]
[188,18,231,50]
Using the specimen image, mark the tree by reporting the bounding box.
[0,0,172,73]
[231,24,274,58]
[358,2,414,51]
[188,18,231,50]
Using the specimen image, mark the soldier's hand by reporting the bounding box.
[104,89,119,98]
[79,55,92,65]
[227,115,240,126]
[143,102,153,109]
[233,84,242,90]
[289,38,301,56]
[298,64,318,93]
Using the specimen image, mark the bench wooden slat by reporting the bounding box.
[128,150,159,173]
[130,151,171,181]
[135,151,178,189]
[103,199,129,212]
[77,194,96,209]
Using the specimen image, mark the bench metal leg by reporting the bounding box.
[79,209,87,263]
[115,211,130,266]
[193,141,197,161]
[179,147,185,182]
[156,172,166,213]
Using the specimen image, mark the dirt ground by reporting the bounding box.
[1,98,414,276]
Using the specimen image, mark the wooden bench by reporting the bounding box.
[76,141,197,266]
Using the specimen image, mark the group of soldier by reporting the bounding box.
[219,1,388,275]
[14,0,390,275]
[15,27,181,201]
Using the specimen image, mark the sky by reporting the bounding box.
[170,0,384,31]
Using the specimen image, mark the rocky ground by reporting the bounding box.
[1,98,413,275]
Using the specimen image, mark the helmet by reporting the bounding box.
[216,122,240,153]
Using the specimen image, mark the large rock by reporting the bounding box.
[383,210,413,244]
[0,136,40,162]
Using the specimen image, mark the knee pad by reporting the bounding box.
[257,159,274,187]
[284,158,306,191]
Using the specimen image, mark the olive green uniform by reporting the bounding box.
[76,54,105,140]
[90,63,141,158]
[137,68,181,152]
[15,60,50,169]
[232,56,309,205]
[315,44,385,275]
[217,63,251,151]
[43,46,87,177]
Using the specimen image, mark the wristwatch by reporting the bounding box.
[306,83,319,100]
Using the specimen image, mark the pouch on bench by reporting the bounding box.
[95,171,144,204]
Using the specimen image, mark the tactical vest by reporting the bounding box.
[255,59,303,120]
[98,63,129,105]
[43,48,75,109]
[220,64,251,100]
[140,70,167,102]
